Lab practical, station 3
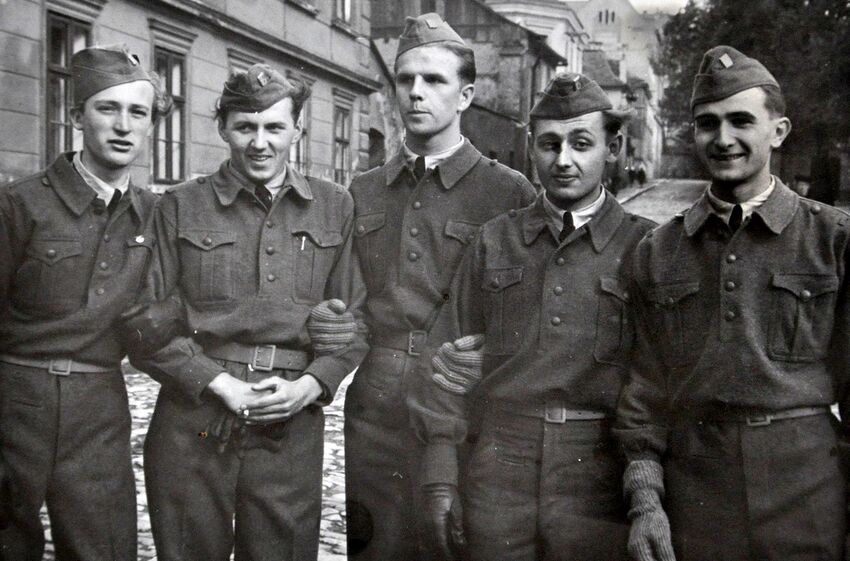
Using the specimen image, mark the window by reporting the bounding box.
[335,0,352,22]
[333,106,351,185]
[289,97,311,175]
[46,13,91,163]
[153,48,186,183]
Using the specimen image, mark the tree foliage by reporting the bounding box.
[654,0,850,152]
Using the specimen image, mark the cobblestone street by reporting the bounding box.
[38,178,706,560]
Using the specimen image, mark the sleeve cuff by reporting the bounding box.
[303,355,349,404]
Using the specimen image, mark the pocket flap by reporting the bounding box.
[483,267,523,292]
[126,234,155,249]
[771,273,839,299]
[647,281,700,306]
[600,276,630,302]
[294,229,343,248]
[27,239,82,264]
[178,230,236,250]
[354,212,386,237]
[444,220,481,244]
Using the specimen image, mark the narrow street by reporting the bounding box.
[39,178,706,561]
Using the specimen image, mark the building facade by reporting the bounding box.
[0,0,381,189]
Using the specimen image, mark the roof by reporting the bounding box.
[581,49,625,88]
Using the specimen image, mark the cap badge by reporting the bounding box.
[135,235,145,243]
[257,71,269,87]
[126,52,139,66]
[423,13,441,29]
[719,53,734,68]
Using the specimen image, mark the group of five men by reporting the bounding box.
[1,10,848,561]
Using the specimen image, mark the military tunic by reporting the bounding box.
[133,162,367,561]
[345,140,535,560]
[0,153,156,560]
[615,180,850,560]
[409,192,654,561]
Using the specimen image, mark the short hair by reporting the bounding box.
[394,41,477,86]
[71,73,172,124]
[214,72,311,125]
[760,84,786,117]
[529,109,625,139]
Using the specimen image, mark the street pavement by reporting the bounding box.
[38,177,705,561]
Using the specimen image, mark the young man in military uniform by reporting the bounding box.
[616,46,850,561]
[344,12,536,561]
[408,73,655,561]
[0,45,169,560]
[131,64,367,561]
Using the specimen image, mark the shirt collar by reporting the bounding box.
[705,176,775,223]
[522,190,624,252]
[403,136,465,170]
[385,138,482,190]
[210,161,313,206]
[542,188,606,238]
[72,151,130,203]
[46,153,143,218]
[684,176,798,237]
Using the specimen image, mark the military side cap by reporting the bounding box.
[72,44,152,103]
[396,12,466,59]
[530,73,630,121]
[691,46,780,109]
[219,64,291,113]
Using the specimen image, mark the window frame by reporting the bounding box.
[152,47,187,184]
[332,105,352,185]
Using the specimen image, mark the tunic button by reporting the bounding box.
[356,225,366,234]
[623,291,630,301]
[726,254,737,263]
[724,310,736,321]
[551,316,562,326]
[553,286,564,295]
[556,257,565,266]
[41,177,50,186]
[266,221,274,228]
[666,297,674,305]
[46,249,57,258]
[508,209,517,217]
[103,234,110,242]
[801,289,812,301]
[412,201,422,209]
[266,246,275,255]
[202,237,212,246]
[408,251,419,261]
[267,274,276,282]
[811,205,821,214]
[99,262,108,270]
[410,228,419,237]
[95,288,105,295]
[198,177,206,184]
[725,281,736,291]
[490,278,500,289]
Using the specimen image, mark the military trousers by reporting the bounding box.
[144,361,324,561]
[664,413,846,561]
[464,409,629,561]
[343,346,432,561]
[0,362,136,561]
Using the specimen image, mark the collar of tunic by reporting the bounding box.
[45,152,143,218]
[521,189,625,252]
[383,138,481,190]
[208,161,313,206]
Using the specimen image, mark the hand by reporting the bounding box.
[307,299,357,355]
[204,410,247,455]
[628,490,675,561]
[206,372,262,414]
[431,334,485,396]
[422,483,465,560]
[242,375,322,424]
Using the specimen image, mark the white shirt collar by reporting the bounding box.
[543,187,607,239]
[403,136,466,170]
[72,151,130,203]
[707,175,776,223]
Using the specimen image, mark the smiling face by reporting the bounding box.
[218,97,302,184]
[70,80,155,179]
[394,45,474,153]
[531,112,622,211]
[693,87,791,199]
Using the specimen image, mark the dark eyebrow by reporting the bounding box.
[567,128,596,137]
[726,111,757,121]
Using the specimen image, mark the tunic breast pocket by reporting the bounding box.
[769,273,839,362]
[594,276,632,367]
[177,230,236,305]
[292,229,343,304]
[646,281,700,368]
[483,267,525,354]
[353,212,387,294]
[13,238,84,317]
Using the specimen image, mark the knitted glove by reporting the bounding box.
[624,460,676,561]
[119,293,185,357]
[307,299,356,355]
[431,334,485,396]
[422,482,466,560]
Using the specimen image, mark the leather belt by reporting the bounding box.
[703,405,830,427]
[204,342,310,372]
[370,330,429,357]
[0,355,116,375]
[496,399,609,424]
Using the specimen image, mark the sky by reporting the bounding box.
[628,0,689,13]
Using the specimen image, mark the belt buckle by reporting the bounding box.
[250,345,276,372]
[544,403,566,424]
[408,330,427,357]
[746,414,772,427]
[48,359,73,376]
